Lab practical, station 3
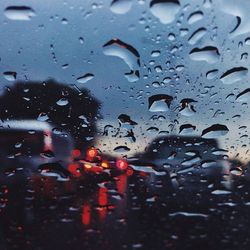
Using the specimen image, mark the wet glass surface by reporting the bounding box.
[1,0,250,249]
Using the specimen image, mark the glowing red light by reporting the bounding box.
[82,203,91,226]
[126,168,134,176]
[139,171,148,177]
[72,149,81,158]
[98,187,108,220]
[68,163,81,178]
[116,159,128,170]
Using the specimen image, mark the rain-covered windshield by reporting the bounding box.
[0,0,250,250]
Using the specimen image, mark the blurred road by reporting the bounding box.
[0,172,250,250]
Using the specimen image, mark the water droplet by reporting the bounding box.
[152,81,160,87]
[62,64,69,69]
[148,94,173,112]
[203,0,212,8]
[147,127,159,134]
[37,112,49,122]
[236,88,250,102]
[61,18,68,24]
[118,114,137,125]
[245,37,250,45]
[220,67,248,84]
[4,6,36,21]
[230,167,243,176]
[79,37,84,44]
[201,124,229,138]
[181,156,201,166]
[179,98,197,116]
[110,0,132,14]
[180,28,189,36]
[103,39,140,82]
[40,150,55,159]
[206,69,218,80]
[56,98,69,106]
[211,190,231,195]
[15,142,22,148]
[113,145,130,152]
[168,33,176,41]
[179,124,196,135]
[219,0,250,38]
[76,73,94,84]
[163,77,171,83]
[201,160,216,168]
[3,71,17,81]
[125,70,140,82]
[151,50,161,57]
[212,148,228,156]
[155,65,162,73]
[189,46,220,64]
[187,11,204,24]
[150,0,180,24]
[188,28,207,45]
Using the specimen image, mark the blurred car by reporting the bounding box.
[129,136,231,193]
[69,147,129,182]
[0,120,74,184]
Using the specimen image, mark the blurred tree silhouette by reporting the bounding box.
[0,79,101,150]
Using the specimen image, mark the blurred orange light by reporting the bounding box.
[87,148,98,158]
[84,164,92,169]
[101,161,109,168]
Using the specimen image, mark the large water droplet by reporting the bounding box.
[188,28,207,45]
[187,11,204,24]
[179,99,197,117]
[201,124,229,138]
[103,39,140,82]
[149,0,180,25]
[110,0,132,14]
[148,94,173,112]
[220,67,248,84]
[3,71,17,81]
[189,46,220,64]
[206,69,218,80]
[56,98,69,106]
[4,6,36,21]
[113,145,130,152]
[218,0,250,38]
[179,124,196,135]
[236,88,250,102]
[230,167,243,176]
[147,127,159,134]
[37,112,49,122]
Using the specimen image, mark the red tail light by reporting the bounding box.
[116,159,128,170]
[126,168,134,176]
[68,163,81,177]
[72,149,81,158]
